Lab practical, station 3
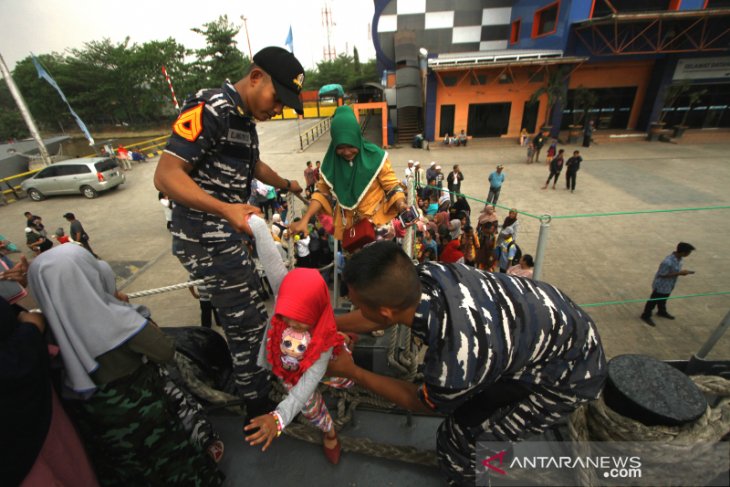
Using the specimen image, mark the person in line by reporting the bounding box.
[500,208,520,243]
[520,127,528,146]
[475,204,499,271]
[496,226,518,273]
[507,254,535,278]
[289,105,408,243]
[329,242,606,486]
[565,150,582,193]
[153,46,306,419]
[487,164,505,206]
[439,220,465,264]
[641,242,695,327]
[27,244,224,486]
[542,149,565,190]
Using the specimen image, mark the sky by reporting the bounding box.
[0,0,377,71]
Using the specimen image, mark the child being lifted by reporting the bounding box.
[242,214,353,465]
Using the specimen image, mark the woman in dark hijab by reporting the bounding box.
[0,297,98,486]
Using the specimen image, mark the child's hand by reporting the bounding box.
[243,414,278,451]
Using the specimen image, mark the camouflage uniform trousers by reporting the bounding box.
[437,384,585,487]
[173,237,271,401]
[67,363,224,487]
[158,364,220,451]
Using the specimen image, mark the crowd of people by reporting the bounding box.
[0,46,615,487]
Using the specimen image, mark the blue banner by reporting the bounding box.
[31,54,95,146]
[285,26,294,54]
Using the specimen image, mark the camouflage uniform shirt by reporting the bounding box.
[165,81,259,243]
[413,263,606,415]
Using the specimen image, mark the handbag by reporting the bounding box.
[341,210,375,253]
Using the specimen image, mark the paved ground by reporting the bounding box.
[3,121,729,362]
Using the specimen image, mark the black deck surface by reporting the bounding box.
[211,410,445,486]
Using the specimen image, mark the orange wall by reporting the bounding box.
[433,60,656,137]
[435,67,550,138]
[568,61,655,130]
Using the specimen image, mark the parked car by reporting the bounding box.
[21,157,125,201]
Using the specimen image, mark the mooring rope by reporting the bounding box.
[126,279,207,299]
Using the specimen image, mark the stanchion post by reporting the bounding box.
[533,214,552,281]
[333,238,340,310]
[691,310,730,362]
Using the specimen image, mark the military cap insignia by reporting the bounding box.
[292,73,304,91]
[173,102,204,142]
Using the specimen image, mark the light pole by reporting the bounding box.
[240,15,253,60]
[419,48,428,141]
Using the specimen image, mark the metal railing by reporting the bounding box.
[299,117,332,151]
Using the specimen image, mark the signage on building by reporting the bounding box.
[673,57,730,81]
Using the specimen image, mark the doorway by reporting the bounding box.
[439,105,455,137]
[468,103,511,137]
[521,101,540,134]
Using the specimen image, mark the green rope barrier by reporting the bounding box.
[419,184,543,220]
[417,187,730,221]
[551,205,730,220]
[579,291,730,309]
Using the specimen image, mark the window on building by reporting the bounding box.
[591,0,677,18]
[533,2,559,37]
[443,75,458,87]
[510,19,521,44]
[470,73,488,85]
[498,73,514,84]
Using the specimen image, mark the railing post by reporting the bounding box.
[333,238,340,310]
[689,310,730,367]
[533,214,552,281]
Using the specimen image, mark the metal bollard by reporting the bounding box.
[533,214,551,281]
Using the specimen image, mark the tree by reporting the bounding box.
[679,87,707,127]
[571,86,598,127]
[658,81,691,124]
[191,15,250,87]
[529,66,571,127]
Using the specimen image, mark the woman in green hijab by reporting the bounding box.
[291,105,407,241]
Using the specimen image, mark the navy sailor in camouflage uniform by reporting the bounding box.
[331,242,607,486]
[154,47,305,416]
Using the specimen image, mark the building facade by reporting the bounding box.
[372,0,730,140]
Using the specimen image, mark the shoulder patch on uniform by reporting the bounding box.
[173,102,204,142]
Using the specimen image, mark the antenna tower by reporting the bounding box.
[322,4,337,61]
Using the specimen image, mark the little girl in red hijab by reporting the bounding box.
[243,216,350,464]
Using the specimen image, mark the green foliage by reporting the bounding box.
[529,66,571,126]
[0,21,376,140]
[571,86,598,127]
[191,15,250,87]
[303,51,378,92]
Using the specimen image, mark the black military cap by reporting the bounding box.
[253,46,305,115]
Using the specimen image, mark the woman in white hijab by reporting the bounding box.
[28,244,224,486]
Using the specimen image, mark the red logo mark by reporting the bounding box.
[482,450,508,475]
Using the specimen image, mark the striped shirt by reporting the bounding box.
[413,263,606,414]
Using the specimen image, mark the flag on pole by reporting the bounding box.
[31,54,95,146]
[285,26,294,54]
